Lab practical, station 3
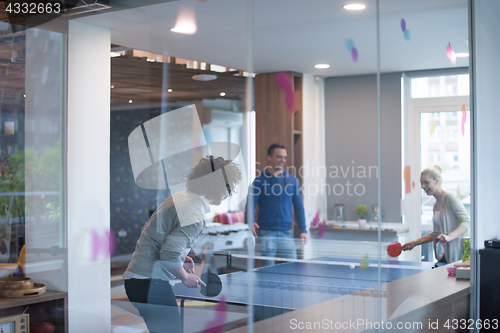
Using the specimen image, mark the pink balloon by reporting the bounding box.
[91,229,116,261]
[106,229,116,258]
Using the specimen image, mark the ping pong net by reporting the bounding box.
[225,253,427,271]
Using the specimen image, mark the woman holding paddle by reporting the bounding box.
[124,156,242,333]
[402,165,470,263]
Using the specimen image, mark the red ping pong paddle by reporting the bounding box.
[387,242,402,257]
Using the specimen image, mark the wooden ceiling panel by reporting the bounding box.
[0,35,248,109]
[110,56,248,106]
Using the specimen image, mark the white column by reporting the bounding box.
[67,21,111,332]
[302,74,327,258]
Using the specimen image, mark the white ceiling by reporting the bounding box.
[76,0,469,76]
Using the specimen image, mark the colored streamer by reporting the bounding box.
[461,104,467,136]
[203,297,227,333]
[317,220,327,238]
[360,254,369,271]
[404,165,411,194]
[311,209,320,228]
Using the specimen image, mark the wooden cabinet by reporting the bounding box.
[254,72,303,184]
[0,291,68,333]
[254,72,304,245]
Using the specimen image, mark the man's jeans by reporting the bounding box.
[257,229,297,267]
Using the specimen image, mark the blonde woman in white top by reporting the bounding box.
[402,165,470,263]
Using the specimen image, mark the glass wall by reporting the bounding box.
[0,16,67,327]
[0,0,474,331]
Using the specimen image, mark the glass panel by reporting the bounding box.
[0,21,67,322]
[5,0,476,330]
[387,0,472,330]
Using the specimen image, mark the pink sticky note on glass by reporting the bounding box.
[275,72,294,114]
[91,230,101,261]
[446,42,452,60]
[462,112,467,136]
[317,220,327,238]
[311,209,320,228]
[360,254,369,271]
[203,297,227,333]
[351,47,358,63]
[91,229,115,261]
[404,165,411,194]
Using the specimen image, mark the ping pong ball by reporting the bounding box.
[349,263,355,269]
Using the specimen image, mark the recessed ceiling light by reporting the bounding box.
[111,85,114,89]
[220,92,226,97]
[314,64,330,69]
[455,53,469,58]
[110,52,121,57]
[129,100,133,104]
[192,74,217,81]
[171,4,197,35]
[167,89,173,92]
[171,26,197,34]
[342,3,366,10]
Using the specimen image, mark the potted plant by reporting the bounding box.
[355,204,368,229]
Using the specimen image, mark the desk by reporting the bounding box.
[0,291,68,333]
[173,256,437,330]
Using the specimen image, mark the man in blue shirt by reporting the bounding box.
[247,144,307,266]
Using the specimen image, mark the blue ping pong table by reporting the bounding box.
[173,256,437,326]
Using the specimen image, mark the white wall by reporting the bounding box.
[301,74,327,256]
[67,21,111,332]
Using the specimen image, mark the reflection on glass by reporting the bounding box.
[420,110,471,225]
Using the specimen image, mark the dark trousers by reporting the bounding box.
[438,255,447,264]
[124,278,182,333]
